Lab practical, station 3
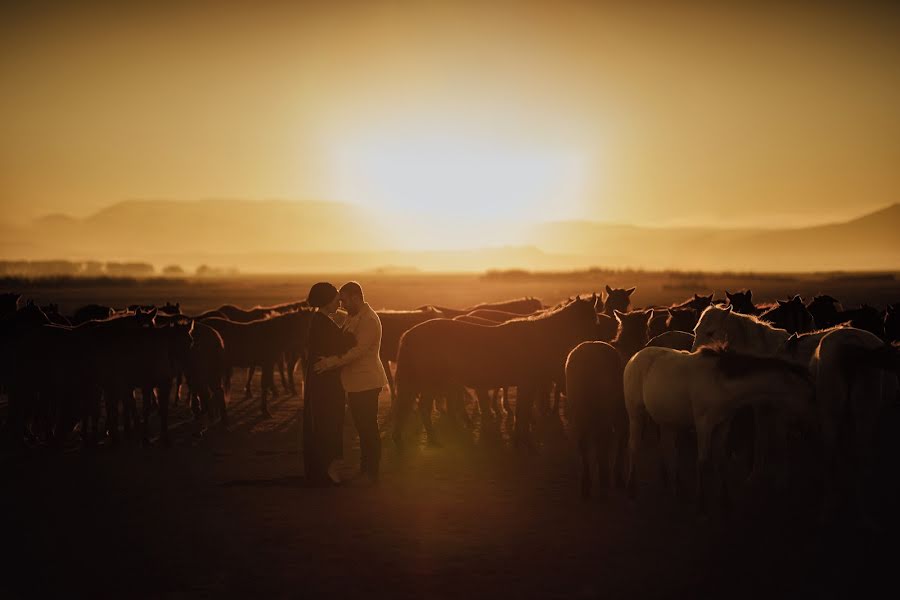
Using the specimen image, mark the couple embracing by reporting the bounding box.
[302,281,387,486]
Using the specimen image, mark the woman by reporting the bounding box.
[303,282,355,485]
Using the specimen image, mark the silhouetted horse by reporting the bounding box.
[674,293,715,312]
[70,304,114,325]
[725,290,759,315]
[602,286,635,316]
[202,310,314,417]
[759,296,815,334]
[394,296,599,448]
[0,292,21,319]
[216,304,277,323]
[806,295,841,329]
[886,304,900,343]
[647,331,695,351]
[40,303,71,326]
[416,297,544,319]
[566,341,626,499]
[378,307,444,404]
[611,309,654,361]
[834,304,885,339]
[184,322,228,426]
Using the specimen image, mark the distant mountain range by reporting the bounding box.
[0,199,897,273]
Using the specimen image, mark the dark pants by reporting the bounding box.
[347,388,382,479]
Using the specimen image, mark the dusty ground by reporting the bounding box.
[3,370,899,599]
[2,274,899,598]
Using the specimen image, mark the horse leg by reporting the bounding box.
[172,371,183,407]
[551,386,562,417]
[514,386,535,451]
[477,389,494,420]
[285,351,299,396]
[157,384,171,447]
[420,395,440,447]
[579,434,592,499]
[277,355,289,395]
[501,388,511,414]
[746,405,769,486]
[141,386,154,445]
[214,384,228,427]
[695,423,713,517]
[245,366,255,398]
[596,428,611,500]
[224,367,233,399]
[104,389,120,445]
[852,388,880,530]
[626,411,644,499]
[713,420,733,514]
[658,427,678,494]
[260,363,274,418]
[490,389,500,414]
[382,357,395,410]
[392,390,412,448]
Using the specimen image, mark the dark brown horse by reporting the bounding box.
[611,309,654,360]
[759,295,815,334]
[416,297,544,319]
[602,286,635,316]
[566,341,626,499]
[202,310,314,417]
[378,307,444,404]
[394,296,599,448]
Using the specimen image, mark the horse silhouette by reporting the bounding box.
[759,295,815,334]
[602,286,635,316]
[394,296,599,448]
[566,341,626,499]
[202,310,314,417]
[725,290,758,315]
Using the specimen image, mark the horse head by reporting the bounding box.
[725,289,755,314]
[692,304,733,350]
[603,285,635,316]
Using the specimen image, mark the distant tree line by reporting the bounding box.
[0,260,239,278]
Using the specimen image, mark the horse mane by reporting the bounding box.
[700,305,783,333]
[506,297,584,323]
[378,307,440,315]
[698,343,810,379]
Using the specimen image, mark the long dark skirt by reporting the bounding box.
[302,369,345,482]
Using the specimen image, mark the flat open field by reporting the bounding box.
[3,271,899,598]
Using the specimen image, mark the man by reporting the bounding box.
[314,281,388,483]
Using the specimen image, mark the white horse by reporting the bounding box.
[624,345,813,515]
[694,305,898,522]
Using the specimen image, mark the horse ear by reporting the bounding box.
[792,295,802,303]
[613,309,624,322]
[777,299,786,306]
[605,285,613,295]
[725,290,732,299]
[625,287,636,296]
[746,290,752,300]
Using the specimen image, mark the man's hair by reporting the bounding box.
[339,281,364,300]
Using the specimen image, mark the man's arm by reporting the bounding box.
[316,314,380,372]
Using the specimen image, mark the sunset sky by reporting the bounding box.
[2,1,899,250]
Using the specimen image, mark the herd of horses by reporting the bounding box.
[1,287,898,522]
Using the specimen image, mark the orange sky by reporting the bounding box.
[2,1,899,239]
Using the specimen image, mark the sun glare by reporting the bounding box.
[326,131,588,250]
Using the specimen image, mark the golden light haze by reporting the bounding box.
[2,1,899,262]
